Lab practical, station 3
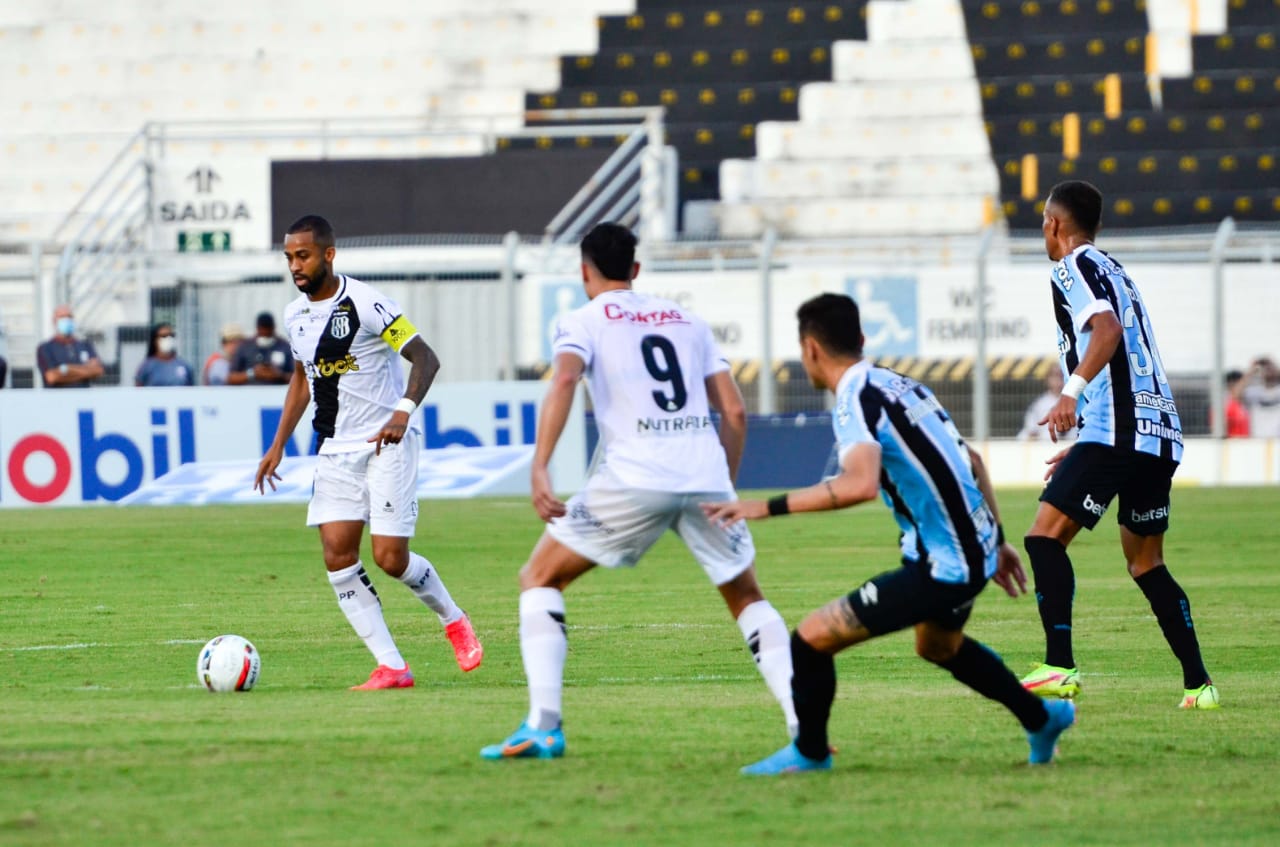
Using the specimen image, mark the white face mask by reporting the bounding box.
[256,335,274,349]
[157,336,177,355]
[56,317,75,336]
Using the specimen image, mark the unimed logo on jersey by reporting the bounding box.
[844,276,918,356]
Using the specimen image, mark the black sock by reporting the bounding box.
[790,631,836,761]
[1135,565,1210,689]
[938,638,1049,732]
[1024,535,1077,668]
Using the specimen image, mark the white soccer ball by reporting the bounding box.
[197,634,261,692]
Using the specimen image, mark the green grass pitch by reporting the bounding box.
[2,486,1278,846]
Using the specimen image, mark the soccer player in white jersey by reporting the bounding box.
[1021,182,1217,709]
[704,293,1073,775]
[254,215,482,690]
[480,222,796,759]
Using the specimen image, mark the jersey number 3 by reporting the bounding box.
[640,335,688,412]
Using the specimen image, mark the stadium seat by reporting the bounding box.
[1000,190,1280,229]
[526,81,802,124]
[558,42,835,87]
[959,0,1147,38]
[1162,71,1280,111]
[985,109,1278,156]
[598,2,867,48]
[999,149,1280,197]
[1191,28,1279,72]
[1226,0,1280,27]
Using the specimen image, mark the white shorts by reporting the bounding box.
[546,466,755,586]
[306,428,420,537]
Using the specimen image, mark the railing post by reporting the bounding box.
[501,230,520,380]
[639,108,665,244]
[758,227,778,416]
[1209,216,1236,439]
[973,224,997,441]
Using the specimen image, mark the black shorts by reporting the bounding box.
[846,559,985,636]
[1040,442,1176,535]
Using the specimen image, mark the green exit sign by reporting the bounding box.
[177,231,232,252]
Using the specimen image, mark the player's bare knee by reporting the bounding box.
[1126,558,1162,579]
[322,549,359,571]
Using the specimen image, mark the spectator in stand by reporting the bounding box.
[1224,369,1250,438]
[1017,369,1075,442]
[1243,356,1280,438]
[203,322,246,386]
[229,311,293,385]
[135,323,195,387]
[37,304,104,388]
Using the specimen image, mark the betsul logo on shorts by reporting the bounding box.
[1082,493,1108,517]
[5,408,196,504]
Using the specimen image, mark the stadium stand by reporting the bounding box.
[0,0,633,244]
[967,0,1280,229]
[520,1,868,216]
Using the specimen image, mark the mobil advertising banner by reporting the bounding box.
[0,382,583,508]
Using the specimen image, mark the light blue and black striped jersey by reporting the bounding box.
[832,360,999,585]
[1050,244,1183,463]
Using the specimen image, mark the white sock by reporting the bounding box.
[737,600,798,737]
[328,561,405,670]
[520,587,567,731]
[398,552,463,625]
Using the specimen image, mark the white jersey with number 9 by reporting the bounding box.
[551,288,733,493]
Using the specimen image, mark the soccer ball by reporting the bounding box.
[197,634,261,692]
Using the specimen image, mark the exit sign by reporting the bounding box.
[177,231,232,252]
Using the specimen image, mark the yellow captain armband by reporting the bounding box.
[380,315,420,352]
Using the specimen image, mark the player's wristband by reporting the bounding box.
[997,523,1006,546]
[767,494,790,517]
[1062,373,1088,400]
[394,397,417,415]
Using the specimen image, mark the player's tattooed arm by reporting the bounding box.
[399,336,441,406]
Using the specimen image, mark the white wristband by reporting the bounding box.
[1062,373,1088,400]
[394,397,417,415]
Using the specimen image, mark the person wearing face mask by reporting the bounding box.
[37,304,105,388]
[228,311,293,385]
[135,323,194,387]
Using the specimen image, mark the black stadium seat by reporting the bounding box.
[979,72,1153,116]
[971,32,1148,78]
[1226,0,1280,28]
[598,2,867,49]
[1001,190,1280,229]
[526,82,801,124]
[985,109,1278,155]
[999,149,1280,195]
[558,41,834,87]
[959,0,1148,38]
[1191,28,1279,71]
[1161,71,1280,111]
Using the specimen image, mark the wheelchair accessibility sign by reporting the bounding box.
[844,276,918,356]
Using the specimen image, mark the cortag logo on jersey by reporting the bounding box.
[330,315,351,339]
[603,303,689,326]
[1055,264,1073,290]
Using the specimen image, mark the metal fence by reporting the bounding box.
[2,223,1278,441]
